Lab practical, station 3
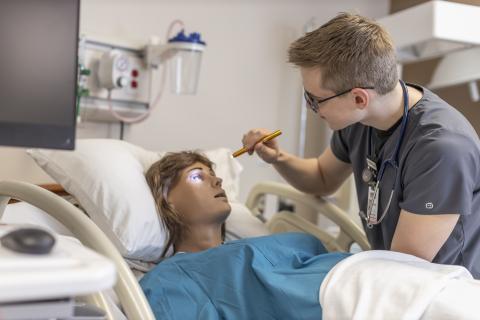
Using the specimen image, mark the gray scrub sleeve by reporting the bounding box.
[400,131,479,215]
[330,130,351,163]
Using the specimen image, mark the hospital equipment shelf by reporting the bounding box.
[378,1,480,64]
[379,1,480,96]
[0,181,155,320]
[245,181,370,252]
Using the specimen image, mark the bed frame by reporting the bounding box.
[29,182,370,252]
[11,182,370,253]
[7,184,69,204]
[0,180,155,320]
[245,181,370,252]
[0,180,371,319]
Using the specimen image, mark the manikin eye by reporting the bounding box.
[188,170,204,183]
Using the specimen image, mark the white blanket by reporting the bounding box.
[319,250,479,320]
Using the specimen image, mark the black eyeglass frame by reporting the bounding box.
[304,86,375,113]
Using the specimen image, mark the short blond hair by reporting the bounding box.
[288,12,398,95]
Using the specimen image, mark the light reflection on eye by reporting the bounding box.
[188,169,205,184]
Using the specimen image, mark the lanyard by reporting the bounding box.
[361,80,410,227]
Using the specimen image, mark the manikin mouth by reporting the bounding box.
[214,191,227,198]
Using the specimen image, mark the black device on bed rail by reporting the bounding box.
[1,227,55,255]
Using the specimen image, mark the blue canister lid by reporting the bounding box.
[168,30,206,46]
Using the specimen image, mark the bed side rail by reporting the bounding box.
[245,181,370,252]
[0,180,155,320]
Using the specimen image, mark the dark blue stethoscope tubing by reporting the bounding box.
[371,80,410,185]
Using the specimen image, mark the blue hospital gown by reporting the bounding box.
[140,232,350,319]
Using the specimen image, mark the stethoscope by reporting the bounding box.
[359,80,410,228]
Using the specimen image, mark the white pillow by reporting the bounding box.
[28,139,164,261]
[225,202,270,240]
[1,202,74,237]
[27,139,244,261]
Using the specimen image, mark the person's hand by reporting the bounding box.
[241,128,280,163]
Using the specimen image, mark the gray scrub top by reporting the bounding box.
[331,83,480,279]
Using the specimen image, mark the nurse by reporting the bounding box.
[242,13,480,278]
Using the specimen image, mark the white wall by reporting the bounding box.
[0,0,389,201]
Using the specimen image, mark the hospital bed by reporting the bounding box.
[1,139,478,319]
[0,179,368,319]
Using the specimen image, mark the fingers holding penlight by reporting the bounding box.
[242,129,267,153]
[235,129,281,161]
[255,140,280,163]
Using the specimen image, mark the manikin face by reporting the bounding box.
[167,162,231,226]
[301,67,368,130]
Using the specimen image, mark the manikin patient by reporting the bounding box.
[141,151,350,319]
[145,151,229,257]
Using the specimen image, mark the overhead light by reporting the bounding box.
[378,1,480,64]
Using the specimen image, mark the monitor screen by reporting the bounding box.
[0,0,80,150]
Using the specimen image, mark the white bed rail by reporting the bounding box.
[245,181,370,252]
[0,180,155,320]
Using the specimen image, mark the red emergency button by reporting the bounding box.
[131,69,139,77]
[131,80,138,89]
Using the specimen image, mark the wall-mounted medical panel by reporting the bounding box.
[77,39,150,123]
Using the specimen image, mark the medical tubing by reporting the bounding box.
[376,189,395,225]
[363,181,394,228]
[146,19,185,114]
[377,81,409,181]
[166,19,185,40]
[394,80,410,164]
[364,80,410,227]
[105,19,184,124]
[105,63,167,123]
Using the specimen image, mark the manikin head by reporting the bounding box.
[146,151,231,257]
[288,12,399,130]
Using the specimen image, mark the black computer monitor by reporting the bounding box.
[0,0,80,150]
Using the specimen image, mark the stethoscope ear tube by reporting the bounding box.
[360,188,395,229]
[361,80,409,226]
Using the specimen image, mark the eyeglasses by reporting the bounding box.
[304,86,375,113]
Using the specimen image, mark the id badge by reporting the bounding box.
[367,184,379,225]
